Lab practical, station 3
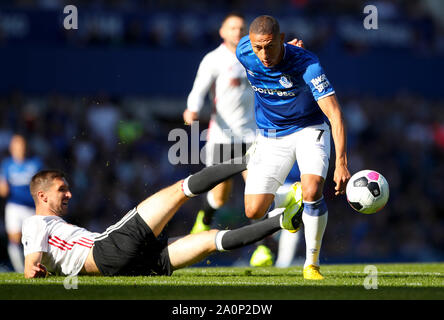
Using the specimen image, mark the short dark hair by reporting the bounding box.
[249,15,280,37]
[30,170,67,202]
[221,12,245,26]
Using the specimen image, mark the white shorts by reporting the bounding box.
[5,202,35,234]
[245,122,331,195]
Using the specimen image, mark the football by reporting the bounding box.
[346,170,389,214]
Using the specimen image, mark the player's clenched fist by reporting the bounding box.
[333,164,351,196]
[183,109,199,125]
[28,263,47,278]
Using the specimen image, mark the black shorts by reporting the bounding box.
[92,208,173,276]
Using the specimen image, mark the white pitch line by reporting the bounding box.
[323,271,443,276]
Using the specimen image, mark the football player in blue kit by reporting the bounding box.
[0,134,43,272]
[236,15,351,279]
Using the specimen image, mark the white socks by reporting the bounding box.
[302,209,328,268]
[181,176,196,198]
[215,230,229,252]
[275,230,301,268]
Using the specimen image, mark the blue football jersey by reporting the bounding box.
[0,157,42,207]
[236,35,335,137]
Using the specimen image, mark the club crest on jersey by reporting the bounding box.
[279,74,293,88]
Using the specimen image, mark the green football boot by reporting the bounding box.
[250,245,274,267]
[281,182,304,233]
[190,210,211,234]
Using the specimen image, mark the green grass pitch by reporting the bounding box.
[0,263,442,300]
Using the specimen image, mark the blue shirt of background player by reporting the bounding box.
[285,164,301,184]
[236,35,335,137]
[0,157,42,208]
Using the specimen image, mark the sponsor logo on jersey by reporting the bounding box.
[247,69,256,77]
[250,83,296,97]
[310,74,331,93]
[279,74,293,88]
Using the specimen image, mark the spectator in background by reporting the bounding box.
[183,13,256,238]
[0,134,43,272]
[0,91,442,266]
[86,95,120,152]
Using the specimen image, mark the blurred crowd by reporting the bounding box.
[0,0,442,268]
[326,93,444,262]
[3,0,442,16]
[0,92,190,232]
[1,0,444,55]
[0,90,443,265]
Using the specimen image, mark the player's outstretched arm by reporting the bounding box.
[317,94,351,195]
[24,252,47,278]
[185,54,216,125]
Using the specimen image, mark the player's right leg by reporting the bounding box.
[248,183,303,267]
[244,134,296,220]
[244,134,298,266]
[168,205,302,271]
[274,183,302,268]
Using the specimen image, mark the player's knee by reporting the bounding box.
[204,229,219,252]
[245,204,267,220]
[301,183,323,202]
[210,181,232,207]
[210,191,228,208]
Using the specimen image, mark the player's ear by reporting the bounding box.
[279,33,285,45]
[219,25,226,40]
[37,190,47,203]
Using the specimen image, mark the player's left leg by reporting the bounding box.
[190,143,249,234]
[137,181,189,237]
[300,174,328,280]
[295,121,331,280]
[138,161,248,237]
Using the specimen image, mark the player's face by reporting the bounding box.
[9,135,26,161]
[250,32,285,68]
[46,177,72,216]
[220,16,246,48]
